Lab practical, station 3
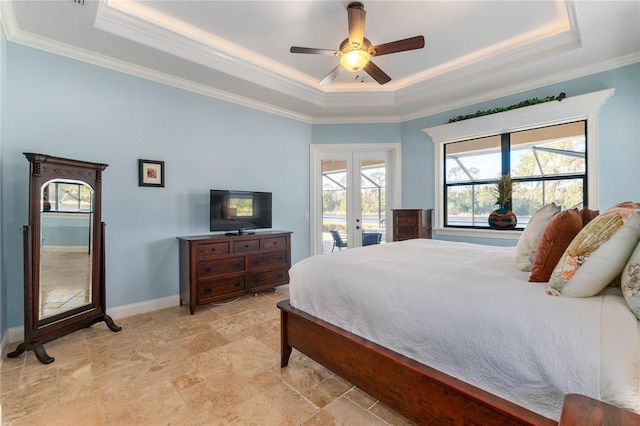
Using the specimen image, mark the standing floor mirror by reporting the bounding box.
[8,153,121,364]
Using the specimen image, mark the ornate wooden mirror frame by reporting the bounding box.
[8,153,121,364]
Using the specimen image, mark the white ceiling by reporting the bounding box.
[1,1,638,123]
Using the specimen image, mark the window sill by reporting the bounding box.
[435,227,522,240]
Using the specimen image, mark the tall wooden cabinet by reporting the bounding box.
[178,231,291,314]
[392,209,433,241]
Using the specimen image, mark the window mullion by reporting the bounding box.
[501,133,512,211]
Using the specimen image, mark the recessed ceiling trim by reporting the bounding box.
[94,0,581,111]
[95,0,329,106]
[402,2,576,89]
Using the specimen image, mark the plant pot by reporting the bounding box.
[488,207,517,229]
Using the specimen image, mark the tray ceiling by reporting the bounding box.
[1,1,638,123]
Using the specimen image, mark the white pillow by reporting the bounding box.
[515,203,560,271]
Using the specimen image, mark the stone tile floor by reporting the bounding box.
[1,285,413,425]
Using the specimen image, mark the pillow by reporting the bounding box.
[548,202,640,297]
[580,207,599,227]
[515,203,560,271]
[529,209,582,282]
[621,241,640,320]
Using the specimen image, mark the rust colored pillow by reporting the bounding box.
[529,209,583,282]
[580,208,599,227]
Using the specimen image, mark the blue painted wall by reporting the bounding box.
[1,39,638,330]
[2,43,310,328]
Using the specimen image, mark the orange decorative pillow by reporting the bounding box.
[580,207,599,227]
[529,209,583,282]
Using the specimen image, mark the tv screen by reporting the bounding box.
[210,190,272,233]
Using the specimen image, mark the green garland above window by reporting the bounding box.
[448,92,566,123]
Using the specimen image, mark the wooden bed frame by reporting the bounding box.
[278,299,556,425]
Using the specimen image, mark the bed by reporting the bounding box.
[278,239,640,425]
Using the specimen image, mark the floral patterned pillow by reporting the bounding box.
[548,202,640,297]
[622,242,640,319]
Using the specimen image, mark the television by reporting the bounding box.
[210,190,272,234]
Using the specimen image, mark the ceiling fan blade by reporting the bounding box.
[290,46,337,55]
[319,64,343,85]
[372,35,425,57]
[363,61,391,85]
[347,2,366,47]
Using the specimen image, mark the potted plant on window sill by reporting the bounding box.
[488,174,517,229]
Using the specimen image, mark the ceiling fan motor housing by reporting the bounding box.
[339,37,372,71]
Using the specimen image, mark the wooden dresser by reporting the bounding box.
[178,231,291,314]
[392,209,433,241]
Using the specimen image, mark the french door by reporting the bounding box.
[310,144,401,255]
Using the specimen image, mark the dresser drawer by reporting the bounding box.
[247,267,289,290]
[233,239,260,252]
[198,274,246,302]
[263,236,288,250]
[396,227,417,240]
[396,215,419,226]
[198,256,244,278]
[247,250,288,270]
[197,241,230,258]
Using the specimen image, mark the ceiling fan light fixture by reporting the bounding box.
[340,49,370,71]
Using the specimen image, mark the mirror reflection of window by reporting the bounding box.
[41,180,93,212]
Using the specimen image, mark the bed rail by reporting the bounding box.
[278,299,555,426]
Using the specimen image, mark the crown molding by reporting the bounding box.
[0,3,313,123]
[402,52,639,123]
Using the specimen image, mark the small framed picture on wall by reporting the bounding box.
[138,159,165,187]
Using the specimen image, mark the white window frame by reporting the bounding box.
[423,89,614,240]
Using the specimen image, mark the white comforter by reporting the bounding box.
[289,239,640,420]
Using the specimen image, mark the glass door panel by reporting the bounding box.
[358,155,387,248]
[322,159,349,254]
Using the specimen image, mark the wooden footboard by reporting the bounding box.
[278,299,556,426]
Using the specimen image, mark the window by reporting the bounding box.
[423,89,614,239]
[444,121,586,228]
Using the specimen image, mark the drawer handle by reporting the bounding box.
[204,287,212,294]
[245,244,250,248]
[253,278,261,283]
[276,256,283,261]
[234,282,241,287]
[203,266,212,272]
[252,259,261,265]
[272,241,278,245]
[277,273,283,279]
[233,262,242,268]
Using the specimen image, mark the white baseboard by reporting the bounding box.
[107,294,180,320]
[0,294,180,350]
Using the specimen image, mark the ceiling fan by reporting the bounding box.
[290,2,425,85]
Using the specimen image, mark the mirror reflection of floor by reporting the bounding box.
[39,248,91,319]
